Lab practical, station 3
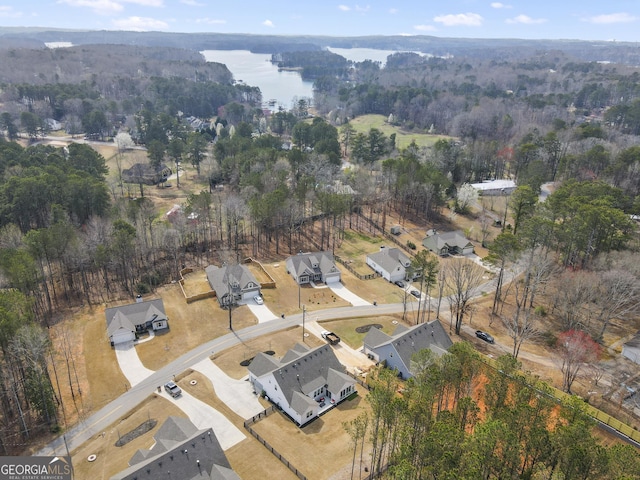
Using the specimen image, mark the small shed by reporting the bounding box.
[390,225,402,235]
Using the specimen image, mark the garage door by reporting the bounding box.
[111,329,135,345]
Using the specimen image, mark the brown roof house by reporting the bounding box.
[105,298,168,345]
[110,416,241,480]
[363,320,453,379]
[206,264,261,306]
[248,343,356,426]
[422,229,474,256]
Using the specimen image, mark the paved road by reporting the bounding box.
[39,268,512,457]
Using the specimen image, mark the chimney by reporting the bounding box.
[135,294,143,303]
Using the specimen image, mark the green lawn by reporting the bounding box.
[348,114,454,150]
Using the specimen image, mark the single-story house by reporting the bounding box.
[110,416,240,480]
[469,179,516,196]
[363,320,453,379]
[422,230,474,256]
[248,343,356,426]
[105,298,169,345]
[622,332,640,364]
[122,163,172,185]
[366,246,416,283]
[206,264,261,306]
[285,251,341,285]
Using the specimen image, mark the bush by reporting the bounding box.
[534,305,547,316]
[541,330,557,347]
[407,241,417,250]
[136,282,151,295]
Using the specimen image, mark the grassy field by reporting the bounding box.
[348,114,454,150]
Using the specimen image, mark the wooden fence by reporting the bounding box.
[243,406,308,480]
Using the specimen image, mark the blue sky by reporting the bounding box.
[1,1,640,42]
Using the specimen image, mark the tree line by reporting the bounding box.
[348,344,639,480]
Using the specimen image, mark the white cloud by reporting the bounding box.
[180,0,204,5]
[414,24,437,32]
[262,19,274,27]
[58,0,123,15]
[123,0,163,6]
[490,2,511,8]
[433,12,483,27]
[195,17,225,24]
[354,4,370,12]
[112,16,168,30]
[585,12,637,24]
[0,5,22,17]
[506,14,546,25]
[338,5,350,11]
[389,8,398,14]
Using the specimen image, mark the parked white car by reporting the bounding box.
[254,295,264,305]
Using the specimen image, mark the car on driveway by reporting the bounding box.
[475,330,494,343]
[254,295,263,305]
[394,280,405,288]
[410,290,420,298]
[164,381,182,398]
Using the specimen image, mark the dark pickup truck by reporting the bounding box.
[321,330,341,345]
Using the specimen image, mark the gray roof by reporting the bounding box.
[367,247,411,274]
[105,299,166,334]
[286,251,339,279]
[248,343,354,415]
[205,264,260,300]
[366,320,453,375]
[110,416,240,480]
[422,231,472,251]
[624,331,640,349]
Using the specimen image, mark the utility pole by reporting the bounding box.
[302,304,306,341]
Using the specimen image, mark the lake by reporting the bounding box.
[201,48,428,111]
[201,50,314,111]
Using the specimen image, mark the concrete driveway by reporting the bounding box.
[246,301,279,323]
[329,282,371,306]
[305,321,375,374]
[114,341,154,387]
[159,388,245,450]
[191,358,264,419]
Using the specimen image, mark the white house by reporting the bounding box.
[285,251,341,285]
[105,298,168,345]
[363,320,453,379]
[206,264,261,306]
[622,332,640,365]
[422,230,474,256]
[248,343,356,426]
[366,246,414,283]
[470,179,516,196]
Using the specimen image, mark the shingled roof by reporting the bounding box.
[105,298,166,332]
[248,343,351,416]
[110,416,240,480]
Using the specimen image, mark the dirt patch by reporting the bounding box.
[180,269,213,296]
[114,419,157,447]
[355,324,383,334]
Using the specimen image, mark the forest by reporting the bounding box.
[0,38,639,468]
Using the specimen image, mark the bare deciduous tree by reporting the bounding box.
[443,258,486,335]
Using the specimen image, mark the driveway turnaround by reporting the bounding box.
[246,302,279,323]
[305,321,375,373]
[159,388,245,450]
[114,341,155,387]
[191,358,264,419]
[329,282,371,306]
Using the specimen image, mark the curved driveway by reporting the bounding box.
[39,269,511,457]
